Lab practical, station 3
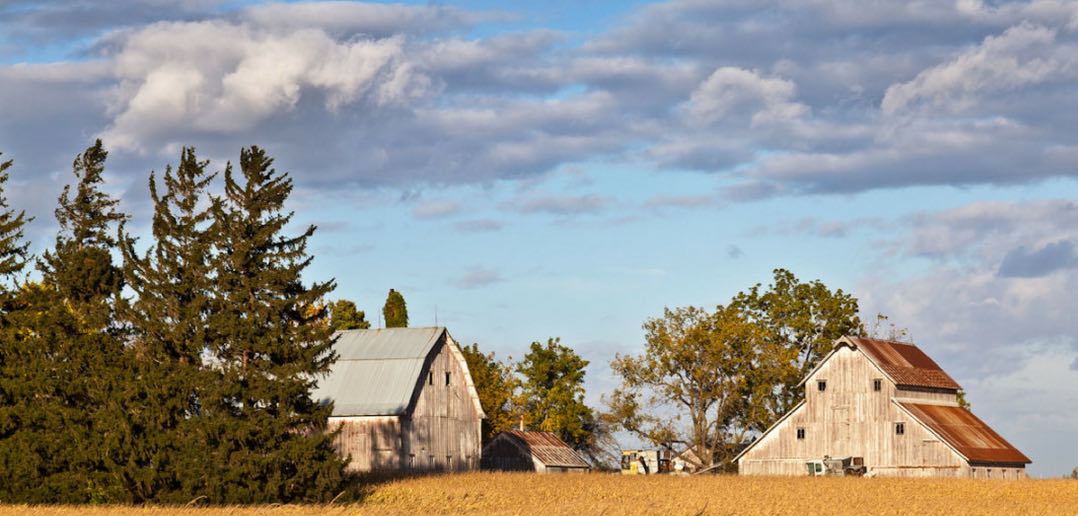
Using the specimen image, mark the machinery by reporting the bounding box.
[805,456,866,477]
[620,449,672,475]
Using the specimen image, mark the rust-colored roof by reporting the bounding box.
[504,430,591,469]
[899,402,1031,465]
[848,337,962,390]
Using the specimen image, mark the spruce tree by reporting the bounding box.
[0,154,34,499]
[0,154,31,279]
[2,141,130,502]
[382,288,408,328]
[118,148,218,502]
[202,146,344,503]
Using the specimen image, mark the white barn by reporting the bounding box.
[736,336,1031,478]
[313,327,485,472]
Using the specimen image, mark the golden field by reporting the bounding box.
[1,473,1077,515]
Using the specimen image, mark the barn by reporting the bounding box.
[736,336,1031,478]
[312,327,485,473]
[481,430,591,473]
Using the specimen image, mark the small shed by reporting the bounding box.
[313,327,485,473]
[481,430,591,473]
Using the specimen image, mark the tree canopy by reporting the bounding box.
[330,299,371,331]
[515,338,595,451]
[382,288,408,328]
[460,343,518,445]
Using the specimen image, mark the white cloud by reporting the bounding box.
[101,20,427,151]
[687,67,807,127]
[882,23,1062,115]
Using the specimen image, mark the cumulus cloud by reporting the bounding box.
[997,239,1078,278]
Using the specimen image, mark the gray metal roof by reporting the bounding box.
[313,327,445,416]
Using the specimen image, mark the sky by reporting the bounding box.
[1,0,1077,476]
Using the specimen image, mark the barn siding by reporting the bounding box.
[328,416,403,472]
[739,346,970,477]
[401,336,482,472]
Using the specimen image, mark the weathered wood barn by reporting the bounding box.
[312,327,485,472]
[736,336,1031,478]
[481,430,591,473]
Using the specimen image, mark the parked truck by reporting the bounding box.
[805,456,866,477]
[620,449,672,475]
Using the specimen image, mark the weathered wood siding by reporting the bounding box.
[739,346,980,477]
[401,337,482,472]
[328,336,483,473]
[329,416,403,472]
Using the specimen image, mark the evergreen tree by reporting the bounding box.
[202,146,344,503]
[0,154,35,499]
[329,299,370,331]
[382,288,407,328]
[0,154,31,279]
[117,148,219,502]
[515,338,595,451]
[0,141,130,502]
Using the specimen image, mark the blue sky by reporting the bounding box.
[1,0,1077,476]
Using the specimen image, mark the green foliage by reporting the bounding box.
[460,343,518,444]
[330,299,370,330]
[0,154,31,279]
[515,338,595,451]
[382,288,408,328]
[201,146,345,503]
[730,268,863,425]
[0,141,131,503]
[117,147,219,502]
[607,305,780,467]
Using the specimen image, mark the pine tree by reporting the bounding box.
[382,288,407,328]
[202,146,344,503]
[0,141,131,502]
[118,148,219,502]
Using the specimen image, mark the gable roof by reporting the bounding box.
[312,327,444,416]
[847,337,962,390]
[801,337,961,391]
[897,401,1031,465]
[491,430,591,469]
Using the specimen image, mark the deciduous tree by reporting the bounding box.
[460,343,518,444]
[515,338,595,451]
[730,268,863,424]
[330,299,370,330]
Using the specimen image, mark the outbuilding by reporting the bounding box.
[313,327,485,473]
[735,336,1031,478]
[481,430,591,473]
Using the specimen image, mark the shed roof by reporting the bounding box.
[313,327,445,416]
[498,430,591,469]
[846,337,962,390]
[897,401,1031,465]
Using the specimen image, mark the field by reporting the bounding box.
[2,473,1076,515]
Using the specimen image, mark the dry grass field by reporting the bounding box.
[1,473,1076,515]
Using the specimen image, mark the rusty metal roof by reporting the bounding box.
[847,337,962,390]
[502,430,591,469]
[899,401,1031,465]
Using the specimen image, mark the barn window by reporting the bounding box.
[796,427,805,440]
[446,455,453,469]
[873,379,882,391]
[408,454,415,469]
[445,371,451,386]
[817,380,827,392]
[429,455,435,468]
[428,371,433,385]
[895,422,905,435]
